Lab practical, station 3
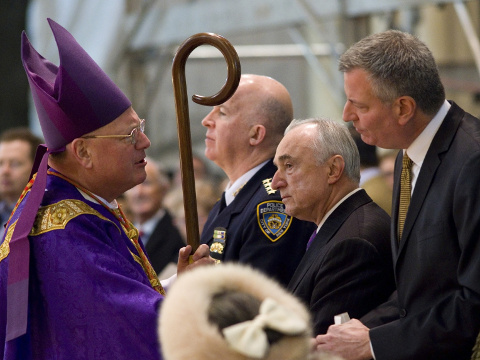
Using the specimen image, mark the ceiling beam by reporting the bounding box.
[130,0,476,49]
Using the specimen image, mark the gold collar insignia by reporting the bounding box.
[262,178,277,195]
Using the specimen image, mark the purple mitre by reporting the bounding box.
[21,18,131,150]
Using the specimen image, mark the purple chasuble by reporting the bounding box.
[0,173,164,359]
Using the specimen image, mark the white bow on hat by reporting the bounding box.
[222,297,308,358]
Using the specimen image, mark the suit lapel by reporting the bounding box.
[287,190,371,292]
[397,102,463,256]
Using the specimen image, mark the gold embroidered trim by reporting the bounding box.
[149,276,163,289]
[1,199,166,295]
[123,221,166,296]
[0,220,17,262]
[130,250,143,266]
[128,249,163,290]
[30,199,115,236]
[232,181,247,197]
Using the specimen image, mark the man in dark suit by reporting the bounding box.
[200,74,316,286]
[126,158,185,278]
[316,30,480,360]
[271,117,394,335]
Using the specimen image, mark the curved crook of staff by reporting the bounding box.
[172,33,241,252]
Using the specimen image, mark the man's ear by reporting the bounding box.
[248,125,266,146]
[70,138,93,168]
[327,155,345,185]
[394,96,416,126]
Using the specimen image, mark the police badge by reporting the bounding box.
[257,200,292,242]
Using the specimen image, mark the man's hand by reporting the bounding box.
[177,244,215,274]
[315,319,373,360]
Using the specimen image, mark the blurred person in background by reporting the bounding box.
[126,158,185,278]
[164,178,220,243]
[349,126,392,215]
[0,127,43,239]
[378,149,399,192]
[172,152,210,186]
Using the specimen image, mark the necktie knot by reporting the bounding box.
[402,153,413,171]
[218,192,227,212]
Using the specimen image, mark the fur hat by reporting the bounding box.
[159,264,313,360]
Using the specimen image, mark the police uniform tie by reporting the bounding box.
[218,192,226,213]
[398,152,413,241]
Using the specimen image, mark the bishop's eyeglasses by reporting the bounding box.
[82,119,145,145]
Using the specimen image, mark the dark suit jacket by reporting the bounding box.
[144,210,184,274]
[369,102,480,360]
[200,160,316,286]
[287,189,394,335]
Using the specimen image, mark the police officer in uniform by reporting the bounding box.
[200,74,316,286]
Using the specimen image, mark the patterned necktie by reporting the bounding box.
[398,153,413,241]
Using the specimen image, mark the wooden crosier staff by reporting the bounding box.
[172,33,241,252]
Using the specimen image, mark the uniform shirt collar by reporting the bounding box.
[225,160,269,206]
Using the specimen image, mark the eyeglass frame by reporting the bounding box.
[81,119,146,145]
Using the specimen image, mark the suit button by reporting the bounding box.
[399,309,407,317]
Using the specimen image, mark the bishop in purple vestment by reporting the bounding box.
[1,173,164,359]
[0,18,213,359]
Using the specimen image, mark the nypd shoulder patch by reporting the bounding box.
[257,200,292,242]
